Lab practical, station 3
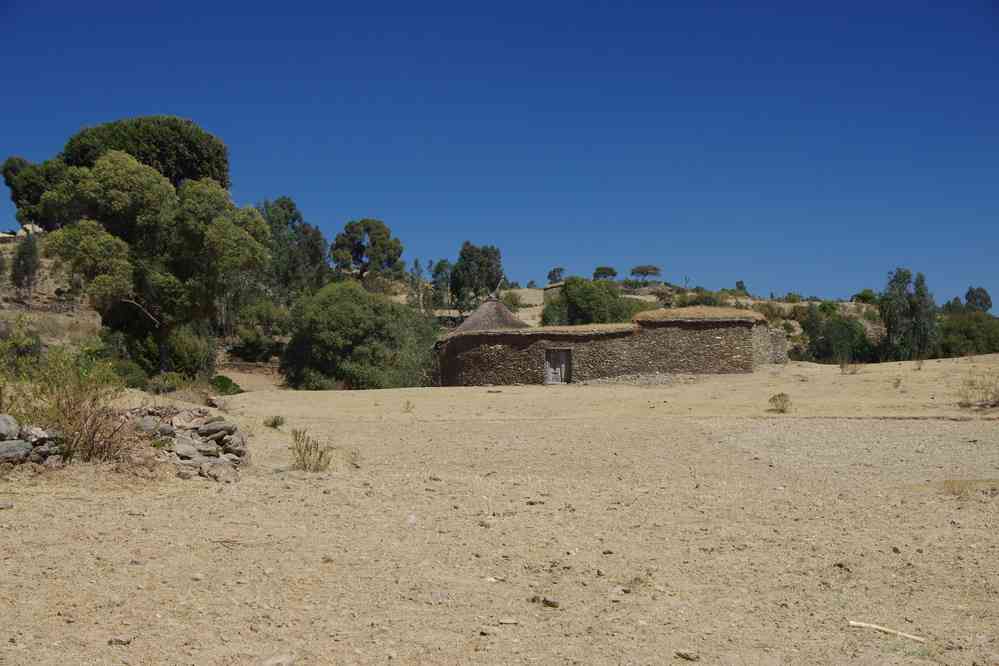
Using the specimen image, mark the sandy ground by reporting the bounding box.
[2,355,998,665]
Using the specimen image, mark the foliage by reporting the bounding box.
[851,288,878,304]
[768,392,791,413]
[674,289,722,308]
[164,325,215,378]
[799,305,875,364]
[430,259,453,307]
[526,280,538,289]
[289,428,334,472]
[6,347,130,462]
[753,302,784,323]
[547,267,565,284]
[41,151,270,371]
[2,156,69,229]
[592,266,617,281]
[734,280,747,294]
[630,265,662,282]
[938,310,999,357]
[878,268,937,361]
[964,286,992,313]
[264,415,286,429]
[449,241,504,312]
[62,115,230,188]
[148,372,186,395]
[209,374,243,396]
[406,258,433,313]
[11,234,41,297]
[500,291,524,312]
[818,300,838,317]
[112,358,149,389]
[783,292,803,303]
[280,281,439,390]
[541,277,656,326]
[330,218,403,281]
[257,196,329,305]
[232,326,282,362]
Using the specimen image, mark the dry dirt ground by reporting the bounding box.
[2,355,998,665]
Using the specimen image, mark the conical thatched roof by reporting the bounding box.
[449,297,529,336]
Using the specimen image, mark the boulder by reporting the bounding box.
[221,432,248,456]
[173,440,200,460]
[19,426,52,444]
[198,421,237,437]
[200,461,238,483]
[193,439,221,457]
[0,440,32,464]
[0,415,19,441]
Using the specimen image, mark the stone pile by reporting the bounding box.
[0,414,65,468]
[129,407,249,483]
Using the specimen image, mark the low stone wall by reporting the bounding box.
[752,322,771,367]
[438,320,759,386]
[769,329,789,364]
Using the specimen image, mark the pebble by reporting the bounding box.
[0,501,13,510]
[259,653,296,666]
[675,650,700,661]
[108,636,133,646]
[497,617,519,625]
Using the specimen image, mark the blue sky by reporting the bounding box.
[2,1,996,306]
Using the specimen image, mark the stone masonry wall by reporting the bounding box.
[439,320,757,386]
[752,322,771,367]
[769,328,789,364]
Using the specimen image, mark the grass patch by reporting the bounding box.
[957,369,999,408]
[290,428,334,472]
[768,392,792,413]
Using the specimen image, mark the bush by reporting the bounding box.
[289,428,333,472]
[166,326,216,378]
[541,277,655,326]
[264,415,286,429]
[938,311,999,358]
[7,348,131,462]
[852,289,878,305]
[500,291,524,312]
[209,374,243,396]
[231,326,281,362]
[768,392,792,413]
[112,359,149,389]
[148,371,186,394]
[280,281,439,390]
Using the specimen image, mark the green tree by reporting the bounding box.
[450,241,503,312]
[2,157,69,229]
[851,288,878,304]
[62,115,230,188]
[11,233,41,299]
[965,286,992,313]
[257,196,329,304]
[630,265,662,282]
[910,273,937,360]
[878,268,938,361]
[939,310,999,357]
[542,277,655,326]
[593,266,617,281]
[430,259,453,307]
[330,218,403,282]
[280,281,439,389]
[42,152,269,370]
[547,267,565,284]
[735,280,747,294]
[526,279,538,289]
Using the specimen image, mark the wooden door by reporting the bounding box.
[544,349,571,385]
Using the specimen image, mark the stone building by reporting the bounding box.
[436,304,787,386]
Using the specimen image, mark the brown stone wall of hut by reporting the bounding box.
[437,320,760,386]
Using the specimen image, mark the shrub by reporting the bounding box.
[852,288,879,305]
[148,371,185,394]
[231,326,281,362]
[280,281,439,390]
[289,428,333,472]
[768,392,792,413]
[166,326,216,378]
[11,234,41,297]
[264,415,286,429]
[112,359,149,389]
[209,374,243,396]
[500,291,524,312]
[9,348,131,462]
[542,277,655,326]
[753,302,783,324]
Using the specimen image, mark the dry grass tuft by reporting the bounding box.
[768,392,792,413]
[957,369,999,408]
[264,415,286,429]
[290,428,335,472]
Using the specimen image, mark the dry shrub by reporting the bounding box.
[264,415,286,429]
[768,392,792,413]
[7,348,133,462]
[290,428,334,472]
[958,369,999,408]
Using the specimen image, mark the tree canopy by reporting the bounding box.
[965,286,992,313]
[449,241,504,312]
[542,277,655,326]
[630,264,662,281]
[280,281,438,390]
[258,196,329,304]
[330,218,403,281]
[878,268,937,361]
[547,267,565,284]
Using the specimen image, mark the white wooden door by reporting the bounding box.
[544,349,571,385]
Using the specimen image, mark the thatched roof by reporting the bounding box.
[634,306,766,323]
[448,298,529,336]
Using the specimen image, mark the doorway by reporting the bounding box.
[544,348,572,385]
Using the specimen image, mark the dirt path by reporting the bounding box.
[1,356,997,664]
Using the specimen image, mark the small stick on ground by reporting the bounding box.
[848,620,926,643]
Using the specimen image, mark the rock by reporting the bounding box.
[156,423,176,437]
[497,617,519,625]
[0,440,31,464]
[259,653,296,666]
[108,636,133,646]
[0,501,13,510]
[198,421,236,437]
[194,440,221,457]
[135,416,160,433]
[0,415,19,440]
[43,455,64,469]
[221,433,248,456]
[19,425,51,443]
[172,440,200,460]
[176,468,196,480]
[206,395,224,409]
[675,650,700,662]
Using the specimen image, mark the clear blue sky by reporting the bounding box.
[2,1,996,307]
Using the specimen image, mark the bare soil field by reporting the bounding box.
[2,355,998,665]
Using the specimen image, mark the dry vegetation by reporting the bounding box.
[1,354,997,664]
